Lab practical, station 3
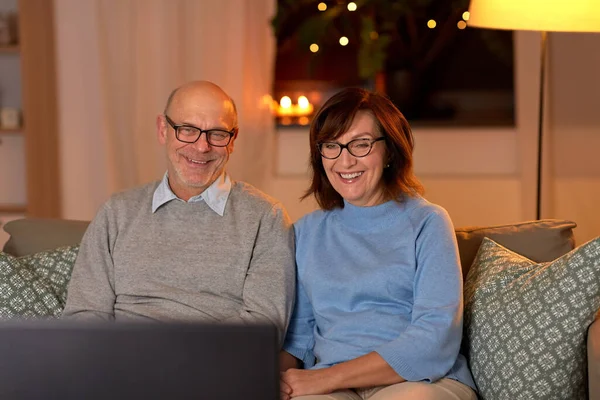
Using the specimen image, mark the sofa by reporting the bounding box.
[1,217,599,399]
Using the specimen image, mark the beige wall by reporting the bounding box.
[548,33,600,244]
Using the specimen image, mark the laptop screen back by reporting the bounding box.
[0,321,279,400]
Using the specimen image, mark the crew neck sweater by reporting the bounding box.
[283,196,475,389]
[63,181,296,342]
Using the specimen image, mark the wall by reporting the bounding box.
[549,33,600,244]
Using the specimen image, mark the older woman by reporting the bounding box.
[280,88,476,400]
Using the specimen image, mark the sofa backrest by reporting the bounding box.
[2,218,90,257]
[2,218,577,280]
[455,219,576,280]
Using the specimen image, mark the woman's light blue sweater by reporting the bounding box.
[283,195,475,389]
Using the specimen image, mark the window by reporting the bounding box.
[272,0,514,127]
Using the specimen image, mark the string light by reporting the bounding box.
[310,43,319,53]
[339,36,349,46]
[318,2,327,11]
[427,20,437,29]
[347,2,357,11]
[457,20,467,29]
[462,11,470,21]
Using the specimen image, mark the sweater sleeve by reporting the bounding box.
[283,280,316,368]
[374,208,464,382]
[222,203,296,346]
[62,203,117,321]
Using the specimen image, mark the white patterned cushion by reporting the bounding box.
[464,237,600,400]
[18,245,79,305]
[0,245,79,319]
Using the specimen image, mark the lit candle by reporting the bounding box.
[296,96,314,116]
[278,96,293,116]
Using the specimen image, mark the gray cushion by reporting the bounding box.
[464,237,600,399]
[2,218,89,257]
[455,219,576,281]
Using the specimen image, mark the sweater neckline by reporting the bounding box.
[335,199,402,231]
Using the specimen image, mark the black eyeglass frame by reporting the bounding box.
[164,115,236,147]
[317,137,386,159]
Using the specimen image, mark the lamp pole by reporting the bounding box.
[536,31,548,220]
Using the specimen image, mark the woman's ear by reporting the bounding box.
[384,150,393,168]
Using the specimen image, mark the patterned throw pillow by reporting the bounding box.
[464,237,600,400]
[18,245,79,305]
[0,245,79,319]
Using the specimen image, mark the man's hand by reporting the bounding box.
[280,367,338,398]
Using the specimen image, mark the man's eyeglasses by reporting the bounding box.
[318,137,385,159]
[164,115,236,147]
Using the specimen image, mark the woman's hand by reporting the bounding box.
[280,377,293,400]
[280,352,404,398]
[280,367,338,398]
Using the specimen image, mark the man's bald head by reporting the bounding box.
[157,80,239,201]
[164,81,238,128]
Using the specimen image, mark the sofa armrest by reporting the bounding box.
[589,318,600,400]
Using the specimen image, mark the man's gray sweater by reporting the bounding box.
[62,181,296,341]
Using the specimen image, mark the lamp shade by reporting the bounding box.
[467,0,600,32]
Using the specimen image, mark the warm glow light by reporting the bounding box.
[310,43,319,53]
[339,36,349,46]
[280,96,292,109]
[298,96,310,109]
[318,2,327,11]
[457,20,467,29]
[462,11,470,21]
[262,94,275,112]
[298,116,310,125]
[347,2,357,11]
[427,19,437,29]
[273,95,314,118]
[370,31,379,40]
[467,0,600,32]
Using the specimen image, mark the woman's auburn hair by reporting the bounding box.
[303,87,424,210]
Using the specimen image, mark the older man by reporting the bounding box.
[63,81,295,341]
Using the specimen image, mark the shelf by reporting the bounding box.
[0,204,27,214]
[0,128,22,134]
[0,45,19,53]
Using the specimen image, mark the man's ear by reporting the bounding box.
[228,128,238,154]
[157,115,167,145]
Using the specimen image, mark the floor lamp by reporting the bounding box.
[466,0,600,220]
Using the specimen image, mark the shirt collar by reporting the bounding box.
[152,171,232,216]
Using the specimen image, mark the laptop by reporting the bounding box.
[0,321,279,400]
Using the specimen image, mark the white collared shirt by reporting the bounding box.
[151,171,232,216]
